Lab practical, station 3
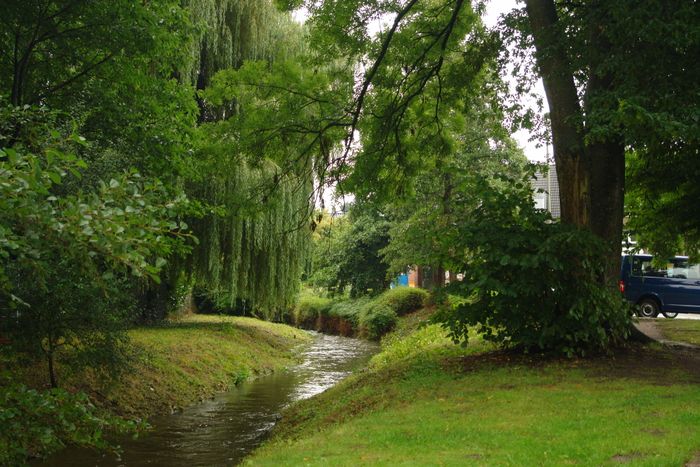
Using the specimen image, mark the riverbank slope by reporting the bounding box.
[247,310,700,466]
[9,314,311,419]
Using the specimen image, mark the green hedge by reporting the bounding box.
[358,303,398,340]
[326,297,371,325]
[293,288,428,339]
[293,295,332,329]
[375,287,428,316]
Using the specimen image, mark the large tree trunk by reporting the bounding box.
[525,0,625,288]
[587,140,625,284]
[584,21,627,286]
[524,0,588,225]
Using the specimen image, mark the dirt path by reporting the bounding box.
[635,319,699,350]
[635,319,666,341]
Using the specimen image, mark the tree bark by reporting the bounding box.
[587,139,625,284]
[525,0,589,227]
[525,0,625,287]
[47,347,58,388]
[584,21,626,286]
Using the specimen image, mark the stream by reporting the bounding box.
[43,332,379,467]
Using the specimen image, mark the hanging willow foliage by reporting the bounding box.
[188,156,312,318]
[179,0,322,318]
[181,0,305,88]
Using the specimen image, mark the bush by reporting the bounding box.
[435,173,632,356]
[293,295,332,329]
[358,303,398,340]
[326,297,371,325]
[0,380,141,466]
[375,288,428,316]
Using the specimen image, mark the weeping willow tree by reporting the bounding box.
[177,2,346,319]
[181,0,305,89]
[188,157,313,317]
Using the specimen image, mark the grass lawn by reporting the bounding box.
[656,319,700,346]
[247,315,700,466]
[6,314,311,419]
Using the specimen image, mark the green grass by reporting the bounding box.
[656,319,700,345]
[246,313,700,466]
[9,314,311,419]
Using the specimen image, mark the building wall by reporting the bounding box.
[532,165,561,218]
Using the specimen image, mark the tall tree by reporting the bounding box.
[185,57,349,315]
[518,0,697,282]
[296,0,698,288]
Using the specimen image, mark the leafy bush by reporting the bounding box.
[375,288,428,316]
[0,380,142,466]
[358,303,398,340]
[435,173,632,356]
[293,295,332,329]
[326,297,371,325]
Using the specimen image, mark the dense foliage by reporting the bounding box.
[0,379,141,466]
[0,132,192,387]
[0,0,324,459]
[188,58,349,316]
[292,287,428,340]
[372,288,428,317]
[358,303,397,340]
[435,173,632,355]
[308,208,391,297]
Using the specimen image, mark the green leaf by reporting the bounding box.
[48,172,62,185]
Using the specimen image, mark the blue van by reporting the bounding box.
[620,255,700,318]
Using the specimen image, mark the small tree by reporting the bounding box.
[5,259,135,388]
[309,207,391,297]
[0,130,193,387]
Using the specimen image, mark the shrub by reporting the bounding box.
[326,297,371,325]
[293,295,332,329]
[435,173,632,356]
[375,288,429,316]
[0,380,142,466]
[358,303,398,340]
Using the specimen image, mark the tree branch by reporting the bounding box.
[33,52,115,103]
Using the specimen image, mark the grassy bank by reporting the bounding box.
[247,310,700,466]
[291,288,428,339]
[656,319,700,345]
[9,314,311,419]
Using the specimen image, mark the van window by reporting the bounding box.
[631,258,666,277]
[669,258,700,279]
[631,257,700,279]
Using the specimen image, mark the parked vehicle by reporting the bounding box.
[620,254,700,318]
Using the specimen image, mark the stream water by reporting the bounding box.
[43,332,378,467]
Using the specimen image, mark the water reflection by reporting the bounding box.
[42,332,378,467]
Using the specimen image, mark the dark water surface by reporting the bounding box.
[43,333,378,467]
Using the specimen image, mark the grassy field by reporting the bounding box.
[247,313,700,466]
[9,314,311,419]
[656,319,700,346]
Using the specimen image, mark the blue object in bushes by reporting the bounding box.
[391,274,409,288]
